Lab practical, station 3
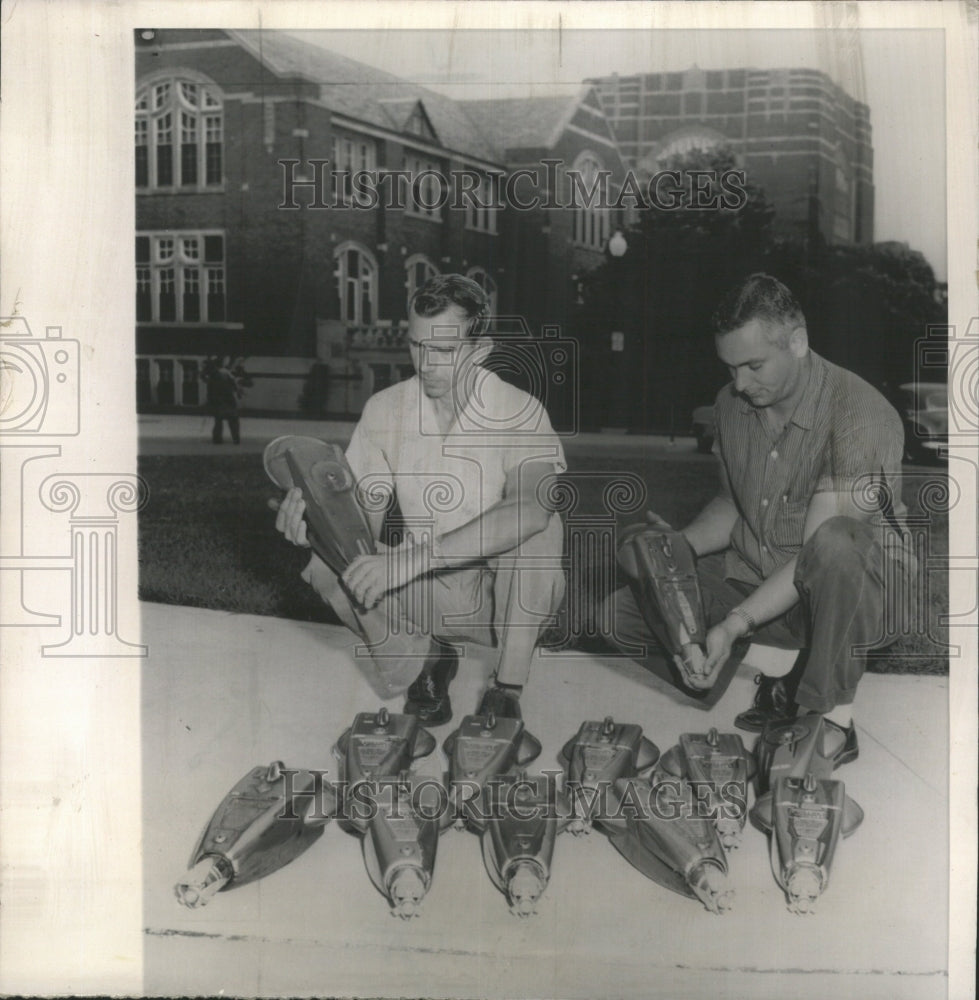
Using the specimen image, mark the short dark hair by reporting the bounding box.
[711,273,805,344]
[409,273,490,338]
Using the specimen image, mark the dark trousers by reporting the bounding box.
[602,516,916,714]
[212,414,240,444]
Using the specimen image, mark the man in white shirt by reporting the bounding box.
[276,274,566,724]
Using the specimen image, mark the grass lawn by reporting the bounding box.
[137,452,949,674]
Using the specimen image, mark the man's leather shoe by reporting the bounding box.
[734,673,798,733]
[404,648,458,726]
[476,684,522,720]
[821,716,859,769]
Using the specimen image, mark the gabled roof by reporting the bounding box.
[377,98,439,143]
[460,94,582,155]
[227,30,500,164]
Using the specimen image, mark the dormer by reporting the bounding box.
[379,98,439,143]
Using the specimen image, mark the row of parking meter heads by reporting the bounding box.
[174,707,863,920]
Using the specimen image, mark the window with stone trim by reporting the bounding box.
[464,171,499,234]
[466,267,498,317]
[136,231,226,324]
[332,131,378,206]
[405,254,440,306]
[571,153,610,251]
[404,151,446,220]
[136,76,223,190]
[335,243,379,325]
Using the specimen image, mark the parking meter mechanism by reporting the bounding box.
[175,760,333,909]
[264,435,376,575]
[361,772,442,919]
[335,708,437,796]
[750,716,864,915]
[620,526,712,688]
[559,717,660,834]
[767,772,864,915]
[472,773,564,917]
[444,714,561,916]
[753,715,834,796]
[443,712,541,824]
[601,777,734,915]
[659,728,756,849]
[332,709,442,915]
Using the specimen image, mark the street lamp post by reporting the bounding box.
[605,231,630,432]
[608,230,628,260]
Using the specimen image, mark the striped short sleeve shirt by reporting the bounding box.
[714,350,907,585]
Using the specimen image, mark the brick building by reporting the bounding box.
[135,29,627,423]
[587,65,874,245]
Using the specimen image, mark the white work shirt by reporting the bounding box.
[345,369,567,539]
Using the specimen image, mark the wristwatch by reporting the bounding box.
[726,606,756,636]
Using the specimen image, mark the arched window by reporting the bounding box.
[334,243,378,325]
[466,267,498,316]
[136,75,223,190]
[405,254,440,307]
[571,153,610,251]
[654,127,727,166]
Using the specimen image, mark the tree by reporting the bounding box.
[759,238,946,396]
[576,146,946,432]
[579,146,776,431]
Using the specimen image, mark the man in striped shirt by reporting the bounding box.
[606,273,916,764]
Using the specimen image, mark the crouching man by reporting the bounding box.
[604,273,916,764]
[276,274,566,724]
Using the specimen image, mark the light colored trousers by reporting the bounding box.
[303,527,566,697]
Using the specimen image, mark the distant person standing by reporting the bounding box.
[204,356,251,445]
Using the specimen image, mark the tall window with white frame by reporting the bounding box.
[136,232,226,323]
[404,151,446,220]
[466,267,498,317]
[405,255,440,306]
[332,132,377,206]
[136,76,223,190]
[464,172,498,234]
[335,244,378,325]
[571,153,610,251]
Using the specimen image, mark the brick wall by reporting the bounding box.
[136,31,625,421]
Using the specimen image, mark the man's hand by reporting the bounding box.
[644,510,674,530]
[341,541,430,610]
[697,615,748,685]
[273,487,310,547]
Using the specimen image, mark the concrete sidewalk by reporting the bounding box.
[138,412,705,459]
[142,601,949,1000]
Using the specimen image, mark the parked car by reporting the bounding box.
[899,381,948,463]
[691,404,716,453]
